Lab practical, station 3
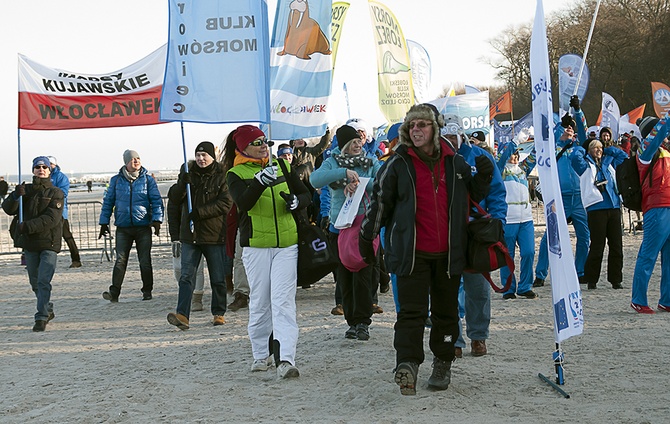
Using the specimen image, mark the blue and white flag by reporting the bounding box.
[492,111,533,145]
[269,0,332,140]
[601,92,620,140]
[160,0,271,124]
[530,0,583,343]
[557,54,589,112]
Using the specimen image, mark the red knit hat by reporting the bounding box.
[233,125,265,152]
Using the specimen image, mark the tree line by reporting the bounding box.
[454,0,670,125]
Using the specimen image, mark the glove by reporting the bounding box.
[280,191,299,211]
[569,95,580,111]
[320,216,330,231]
[474,155,494,181]
[98,224,110,239]
[171,241,182,258]
[359,234,375,264]
[152,221,161,236]
[15,183,26,198]
[182,172,191,184]
[254,166,278,186]
[17,222,26,234]
[561,113,573,129]
[188,208,200,222]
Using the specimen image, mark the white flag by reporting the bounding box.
[601,92,621,140]
[530,0,583,343]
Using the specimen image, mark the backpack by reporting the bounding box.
[615,153,658,212]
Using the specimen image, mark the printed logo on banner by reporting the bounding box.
[654,87,670,107]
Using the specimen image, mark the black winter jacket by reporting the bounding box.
[2,177,63,253]
[360,142,490,277]
[169,161,232,244]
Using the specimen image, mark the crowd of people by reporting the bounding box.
[3,98,670,395]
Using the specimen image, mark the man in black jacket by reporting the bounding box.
[167,142,233,330]
[2,156,63,332]
[359,104,493,395]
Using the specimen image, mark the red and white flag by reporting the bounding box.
[19,45,166,130]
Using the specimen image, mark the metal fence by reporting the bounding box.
[0,198,171,255]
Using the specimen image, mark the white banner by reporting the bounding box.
[407,39,431,104]
[530,0,583,343]
[601,92,620,140]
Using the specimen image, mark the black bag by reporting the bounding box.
[277,159,338,286]
[295,215,339,286]
[615,153,657,212]
[464,201,514,293]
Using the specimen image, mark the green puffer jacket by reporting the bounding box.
[227,159,310,248]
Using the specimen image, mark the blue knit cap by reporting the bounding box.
[33,156,51,168]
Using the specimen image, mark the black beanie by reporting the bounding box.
[336,125,360,150]
[195,141,216,159]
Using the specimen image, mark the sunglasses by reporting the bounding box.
[409,121,432,129]
[249,137,268,146]
[34,165,49,170]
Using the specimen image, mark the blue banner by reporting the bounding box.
[493,112,534,145]
[160,0,271,124]
[269,0,332,140]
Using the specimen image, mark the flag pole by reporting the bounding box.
[179,122,194,231]
[573,0,601,95]
[17,128,23,224]
[343,82,351,120]
[510,91,516,137]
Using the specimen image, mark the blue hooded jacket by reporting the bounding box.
[99,166,163,227]
[50,165,70,220]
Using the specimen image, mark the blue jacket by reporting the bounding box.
[457,143,507,223]
[99,166,163,227]
[570,146,628,211]
[552,109,588,195]
[50,165,70,219]
[310,147,381,233]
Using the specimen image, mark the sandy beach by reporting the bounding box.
[1,211,669,423]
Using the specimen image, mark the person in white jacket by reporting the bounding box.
[496,130,537,299]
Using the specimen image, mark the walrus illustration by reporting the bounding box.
[277,0,331,60]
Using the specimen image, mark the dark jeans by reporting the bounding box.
[25,250,57,321]
[330,231,373,326]
[109,226,153,297]
[63,219,80,262]
[177,243,228,318]
[394,257,460,365]
[584,208,623,285]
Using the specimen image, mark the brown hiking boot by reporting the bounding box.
[167,312,189,330]
[212,315,225,326]
[330,304,344,316]
[228,292,248,312]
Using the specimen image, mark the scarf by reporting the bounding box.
[122,167,140,182]
[233,150,270,168]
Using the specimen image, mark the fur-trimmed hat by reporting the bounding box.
[638,116,660,139]
[399,103,445,149]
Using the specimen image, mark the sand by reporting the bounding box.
[1,221,669,423]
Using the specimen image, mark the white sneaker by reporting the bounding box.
[251,356,273,372]
[277,361,300,379]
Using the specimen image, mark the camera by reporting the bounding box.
[594,178,607,192]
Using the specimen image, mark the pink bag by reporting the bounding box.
[338,214,380,272]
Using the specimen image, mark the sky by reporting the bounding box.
[2,0,567,176]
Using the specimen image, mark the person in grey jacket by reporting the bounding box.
[99,150,163,302]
